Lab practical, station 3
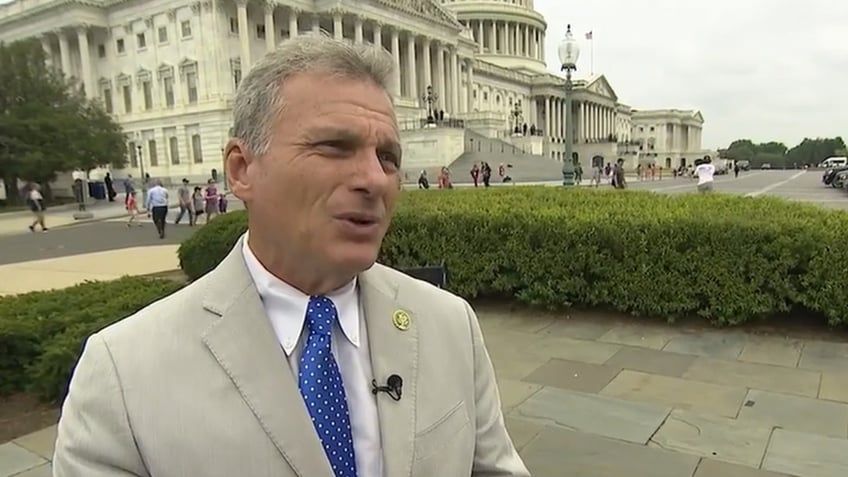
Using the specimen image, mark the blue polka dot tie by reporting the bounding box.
[298,296,358,477]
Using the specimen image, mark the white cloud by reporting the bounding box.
[535,0,848,148]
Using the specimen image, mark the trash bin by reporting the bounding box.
[89,181,107,200]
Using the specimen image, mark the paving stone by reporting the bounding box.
[650,409,772,468]
[520,426,700,477]
[604,347,696,377]
[737,389,848,438]
[597,323,679,350]
[485,331,551,381]
[0,443,47,477]
[738,336,803,368]
[819,372,848,404]
[12,425,57,460]
[497,378,542,412]
[663,331,748,360]
[12,463,52,477]
[504,416,544,452]
[524,358,621,393]
[477,310,556,334]
[683,357,821,398]
[694,459,792,477]
[763,428,848,477]
[798,340,848,373]
[525,335,622,365]
[513,387,671,444]
[600,370,747,417]
[539,317,615,340]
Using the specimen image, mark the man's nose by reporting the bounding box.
[350,149,392,192]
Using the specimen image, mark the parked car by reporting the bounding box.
[737,160,751,171]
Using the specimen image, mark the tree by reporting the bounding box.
[785,137,847,166]
[0,38,127,204]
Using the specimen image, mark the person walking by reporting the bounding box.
[26,183,48,233]
[174,178,194,226]
[145,179,170,239]
[695,156,716,193]
[126,190,141,227]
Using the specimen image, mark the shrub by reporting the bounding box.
[178,211,247,281]
[0,277,183,402]
[177,187,848,326]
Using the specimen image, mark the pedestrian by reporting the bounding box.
[191,186,204,224]
[174,178,194,226]
[204,179,219,224]
[695,156,716,193]
[145,179,169,239]
[26,183,48,233]
[126,190,140,227]
[218,192,228,214]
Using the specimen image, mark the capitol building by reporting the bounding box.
[0,0,711,182]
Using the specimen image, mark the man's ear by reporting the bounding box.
[224,139,254,202]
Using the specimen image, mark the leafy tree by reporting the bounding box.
[0,38,127,204]
[722,137,844,168]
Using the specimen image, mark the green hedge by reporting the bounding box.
[177,187,848,326]
[0,277,183,402]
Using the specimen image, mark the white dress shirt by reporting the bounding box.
[241,237,384,477]
[145,185,169,209]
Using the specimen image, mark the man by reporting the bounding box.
[612,158,626,189]
[695,156,716,193]
[123,174,134,206]
[174,178,194,226]
[145,179,169,238]
[53,33,529,477]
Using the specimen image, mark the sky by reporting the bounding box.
[534,0,848,149]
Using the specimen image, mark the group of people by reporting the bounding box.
[124,177,228,238]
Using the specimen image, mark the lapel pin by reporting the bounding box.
[392,309,411,331]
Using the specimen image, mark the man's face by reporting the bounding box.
[231,73,402,279]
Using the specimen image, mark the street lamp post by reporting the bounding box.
[558,24,581,186]
[221,147,228,191]
[511,100,523,135]
[422,85,438,124]
[136,144,147,204]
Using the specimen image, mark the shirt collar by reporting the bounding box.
[240,233,360,355]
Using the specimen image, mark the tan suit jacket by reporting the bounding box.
[52,238,530,477]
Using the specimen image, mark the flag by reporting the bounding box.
[585,31,593,40]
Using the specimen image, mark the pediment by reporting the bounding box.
[692,110,704,122]
[584,74,618,102]
[372,0,463,30]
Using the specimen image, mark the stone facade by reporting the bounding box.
[0,0,708,180]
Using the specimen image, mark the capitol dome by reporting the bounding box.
[440,0,548,73]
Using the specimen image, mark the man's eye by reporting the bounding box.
[378,152,399,167]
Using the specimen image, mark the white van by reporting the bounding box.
[820,156,848,168]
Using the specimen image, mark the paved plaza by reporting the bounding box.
[2,169,848,476]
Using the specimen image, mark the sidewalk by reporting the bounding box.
[0,245,179,296]
[0,187,239,237]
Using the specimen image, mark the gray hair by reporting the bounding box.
[232,32,396,157]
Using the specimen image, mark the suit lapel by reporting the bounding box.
[360,266,420,477]
[200,238,334,477]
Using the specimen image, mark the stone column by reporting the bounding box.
[544,96,550,137]
[312,15,320,33]
[288,9,298,38]
[390,29,401,95]
[354,16,363,43]
[76,26,92,97]
[406,34,417,98]
[540,32,545,62]
[435,45,445,106]
[373,22,382,48]
[57,30,71,78]
[264,3,276,51]
[450,47,459,113]
[333,12,342,39]
[477,21,483,53]
[236,0,251,69]
[40,36,52,68]
[421,38,432,96]
[465,59,473,113]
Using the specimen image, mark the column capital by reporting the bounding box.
[235,0,249,8]
[264,1,275,15]
[190,2,201,14]
[75,24,90,36]
[329,7,345,17]
[421,36,431,47]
